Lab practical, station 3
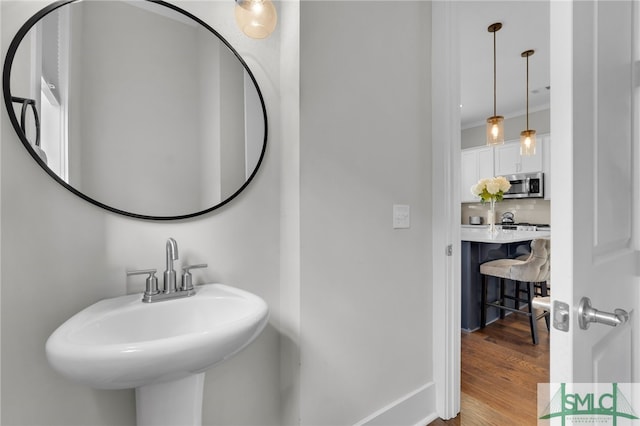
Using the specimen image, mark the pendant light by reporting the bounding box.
[486,22,504,146]
[520,49,536,156]
[235,0,277,39]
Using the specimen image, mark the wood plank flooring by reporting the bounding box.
[429,312,550,425]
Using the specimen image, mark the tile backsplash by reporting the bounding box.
[462,199,551,226]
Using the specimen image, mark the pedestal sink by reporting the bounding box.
[45,284,269,426]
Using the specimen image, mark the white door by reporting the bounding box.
[549,0,639,392]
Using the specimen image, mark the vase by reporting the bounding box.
[488,199,497,234]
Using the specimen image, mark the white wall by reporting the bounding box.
[1,1,286,424]
[299,2,433,424]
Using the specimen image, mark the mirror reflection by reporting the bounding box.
[6,0,266,219]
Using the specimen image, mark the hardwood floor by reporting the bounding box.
[429,312,550,425]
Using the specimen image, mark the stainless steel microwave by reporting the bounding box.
[503,172,544,199]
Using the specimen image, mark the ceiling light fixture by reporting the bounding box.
[486,22,504,146]
[235,0,277,39]
[520,49,536,156]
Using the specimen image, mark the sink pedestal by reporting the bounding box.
[136,373,205,426]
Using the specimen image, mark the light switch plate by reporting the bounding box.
[393,205,410,229]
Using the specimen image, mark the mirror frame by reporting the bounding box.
[2,0,268,220]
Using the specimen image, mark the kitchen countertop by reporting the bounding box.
[461,226,551,243]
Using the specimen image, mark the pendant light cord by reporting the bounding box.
[493,30,497,117]
[526,53,529,130]
[521,50,534,130]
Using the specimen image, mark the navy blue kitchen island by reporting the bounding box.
[461,227,551,332]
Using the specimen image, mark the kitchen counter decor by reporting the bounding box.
[470,176,511,234]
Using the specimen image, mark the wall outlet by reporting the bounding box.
[393,204,410,229]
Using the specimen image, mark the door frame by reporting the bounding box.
[431,1,462,419]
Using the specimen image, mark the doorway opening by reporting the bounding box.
[431,1,552,422]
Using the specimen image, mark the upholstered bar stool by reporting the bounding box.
[480,238,551,344]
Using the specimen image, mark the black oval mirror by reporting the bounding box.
[3,0,267,220]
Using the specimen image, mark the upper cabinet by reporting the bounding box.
[461,134,551,202]
[461,146,494,203]
[494,138,544,176]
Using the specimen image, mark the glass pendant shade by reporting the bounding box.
[486,22,503,146]
[520,49,536,156]
[235,0,277,39]
[520,129,536,156]
[486,115,505,145]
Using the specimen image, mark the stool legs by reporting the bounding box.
[543,310,550,331]
[526,282,539,345]
[541,281,550,330]
[534,281,549,297]
[499,279,506,319]
[481,275,488,328]
[481,275,543,344]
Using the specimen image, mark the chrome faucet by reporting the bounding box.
[164,237,179,293]
[126,237,208,303]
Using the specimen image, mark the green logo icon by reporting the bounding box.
[539,383,639,424]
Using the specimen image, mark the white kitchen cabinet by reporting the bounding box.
[494,138,543,176]
[461,134,551,202]
[460,146,494,202]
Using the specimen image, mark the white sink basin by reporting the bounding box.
[46,284,269,390]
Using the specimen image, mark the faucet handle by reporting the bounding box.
[127,269,159,299]
[181,264,208,291]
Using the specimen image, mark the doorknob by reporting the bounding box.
[578,297,629,330]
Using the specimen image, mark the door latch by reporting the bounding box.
[553,300,570,332]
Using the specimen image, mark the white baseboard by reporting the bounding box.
[353,382,437,426]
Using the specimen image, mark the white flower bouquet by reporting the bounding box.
[470,176,511,203]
